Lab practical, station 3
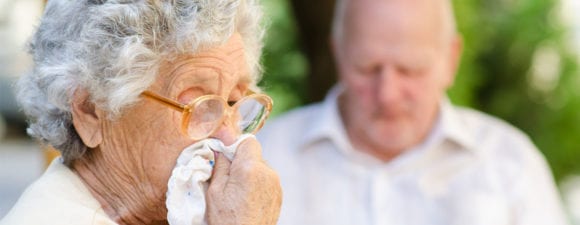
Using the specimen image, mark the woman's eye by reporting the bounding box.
[177,88,204,104]
[227,95,242,106]
[227,86,247,105]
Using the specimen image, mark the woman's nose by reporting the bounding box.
[209,119,241,146]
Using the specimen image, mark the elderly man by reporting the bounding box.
[258,0,569,224]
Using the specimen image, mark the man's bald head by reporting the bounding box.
[329,0,463,159]
[331,0,457,45]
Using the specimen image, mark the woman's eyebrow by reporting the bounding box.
[163,69,220,95]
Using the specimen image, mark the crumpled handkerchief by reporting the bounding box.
[166,134,255,225]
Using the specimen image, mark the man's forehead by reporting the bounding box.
[345,40,439,66]
[344,0,449,37]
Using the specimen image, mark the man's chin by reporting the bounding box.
[367,127,416,151]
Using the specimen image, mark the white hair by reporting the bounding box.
[331,0,457,44]
[16,0,264,164]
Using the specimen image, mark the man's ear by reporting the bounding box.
[329,36,339,63]
[330,35,346,80]
[71,89,103,148]
[445,34,463,88]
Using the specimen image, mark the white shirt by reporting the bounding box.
[258,85,569,225]
[0,158,117,225]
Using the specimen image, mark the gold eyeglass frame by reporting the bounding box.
[141,90,273,140]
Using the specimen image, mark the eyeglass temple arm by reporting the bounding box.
[142,89,264,111]
[141,91,186,111]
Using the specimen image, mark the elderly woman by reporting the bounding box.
[0,0,281,224]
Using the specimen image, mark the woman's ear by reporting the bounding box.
[71,89,103,148]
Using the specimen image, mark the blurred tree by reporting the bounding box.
[259,0,580,181]
[287,0,336,103]
[259,0,309,115]
[258,0,335,116]
[449,0,580,181]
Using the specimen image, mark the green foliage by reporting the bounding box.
[259,0,308,116]
[259,0,580,181]
[449,0,580,181]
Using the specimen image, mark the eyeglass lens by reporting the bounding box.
[237,98,268,133]
[186,96,268,139]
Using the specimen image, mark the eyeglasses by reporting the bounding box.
[141,90,273,140]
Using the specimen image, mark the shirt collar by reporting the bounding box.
[438,98,476,151]
[301,84,476,155]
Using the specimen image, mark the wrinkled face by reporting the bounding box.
[334,0,459,154]
[98,33,251,217]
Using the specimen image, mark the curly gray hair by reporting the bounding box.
[16,0,264,164]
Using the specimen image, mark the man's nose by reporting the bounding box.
[376,66,402,104]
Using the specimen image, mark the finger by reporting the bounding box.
[209,153,231,189]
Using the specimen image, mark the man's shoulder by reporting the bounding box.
[451,105,539,160]
[454,106,530,141]
[260,103,324,135]
[451,106,561,202]
[258,103,326,159]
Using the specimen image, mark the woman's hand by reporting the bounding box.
[206,138,282,225]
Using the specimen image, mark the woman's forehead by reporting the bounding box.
[157,34,251,93]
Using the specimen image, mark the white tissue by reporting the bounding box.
[166,134,255,225]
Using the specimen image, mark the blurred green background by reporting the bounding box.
[258,0,580,182]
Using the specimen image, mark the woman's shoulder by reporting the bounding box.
[0,159,117,225]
